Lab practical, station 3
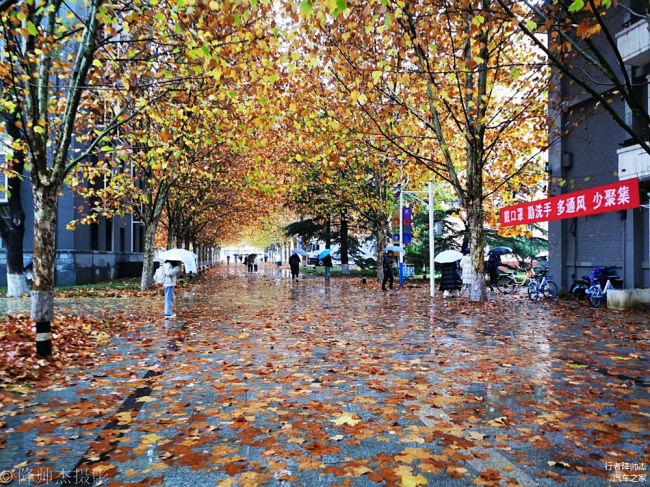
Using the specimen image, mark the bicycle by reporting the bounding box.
[527,269,558,301]
[585,266,621,308]
[496,267,533,294]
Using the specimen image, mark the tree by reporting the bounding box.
[0,0,165,355]
[0,0,271,355]
[297,0,549,299]
[0,113,28,296]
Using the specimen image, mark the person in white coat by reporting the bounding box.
[459,248,473,296]
[163,260,182,318]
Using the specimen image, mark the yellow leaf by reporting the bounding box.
[141,433,164,445]
[331,412,360,426]
[401,474,428,486]
[135,395,157,402]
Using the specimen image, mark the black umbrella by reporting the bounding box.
[488,246,512,256]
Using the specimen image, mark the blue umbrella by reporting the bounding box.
[385,245,405,253]
[488,246,512,256]
[318,248,332,259]
[292,249,308,257]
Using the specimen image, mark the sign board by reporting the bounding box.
[392,208,413,244]
[500,178,641,227]
[403,208,412,244]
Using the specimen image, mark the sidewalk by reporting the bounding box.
[1,266,648,486]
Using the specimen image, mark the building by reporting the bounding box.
[548,2,650,293]
[0,162,145,287]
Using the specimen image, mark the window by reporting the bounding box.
[105,218,113,251]
[132,221,144,253]
[90,221,99,251]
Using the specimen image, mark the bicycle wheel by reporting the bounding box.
[589,294,603,308]
[496,275,516,294]
[528,282,541,301]
[542,281,558,299]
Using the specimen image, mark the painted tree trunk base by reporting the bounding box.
[469,274,486,302]
[32,290,54,356]
[6,273,30,297]
[341,264,350,275]
[31,290,54,322]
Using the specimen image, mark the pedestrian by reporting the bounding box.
[163,260,182,318]
[487,253,501,291]
[226,255,230,265]
[289,252,301,279]
[381,251,394,291]
[322,252,333,280]
[275,256,282,272]
[264,255,268,263]
[459,247,473,296]
[439,260,462,298]
[247,254,255,272]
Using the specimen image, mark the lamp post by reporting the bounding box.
[398,182,435,297]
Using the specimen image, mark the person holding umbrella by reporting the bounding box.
[321,251,333,281]
[487,253,501,291]
[163,260,182,318]
[439,259,462,298]
[382,251,394,291]
[289,251,301,279]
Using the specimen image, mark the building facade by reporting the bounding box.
[549,2,650,293]
[0,171,145,287]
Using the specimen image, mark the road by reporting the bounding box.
[1,264,648,486]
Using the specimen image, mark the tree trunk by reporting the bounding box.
[340,210,350,274]
[167,227,174,249]
[376,217,389,282]
[31,185,59,356]
[1,114,28,297]
[141,222,158,290]
[325,214,331,249]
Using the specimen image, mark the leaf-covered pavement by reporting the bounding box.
[0,264,648,486]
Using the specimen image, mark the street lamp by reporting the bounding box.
[397,182,436,297]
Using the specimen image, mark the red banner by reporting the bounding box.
[500,178,640,227]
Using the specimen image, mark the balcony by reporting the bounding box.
[617,144,650,180]
[616,19,650,66]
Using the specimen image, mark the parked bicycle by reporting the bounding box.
[585,266,621,308]
[496,267,533,294]
[527,269,558,301]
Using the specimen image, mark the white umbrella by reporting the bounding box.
[535,251,548,258]
[157,248,198,274]
[434,249,463,263]
[291,249,308,257]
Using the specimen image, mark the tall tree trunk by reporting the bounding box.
[167,226,174,249]
[31,185,59,356]
[467,168,487,301]
[340,210,350,274]
[1,114,29,297]
[467,205,486,301]
[324,214,331,249]
[140,222,158,290]
[376,217,389,282]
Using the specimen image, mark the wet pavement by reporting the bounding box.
[0,264,648,486]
